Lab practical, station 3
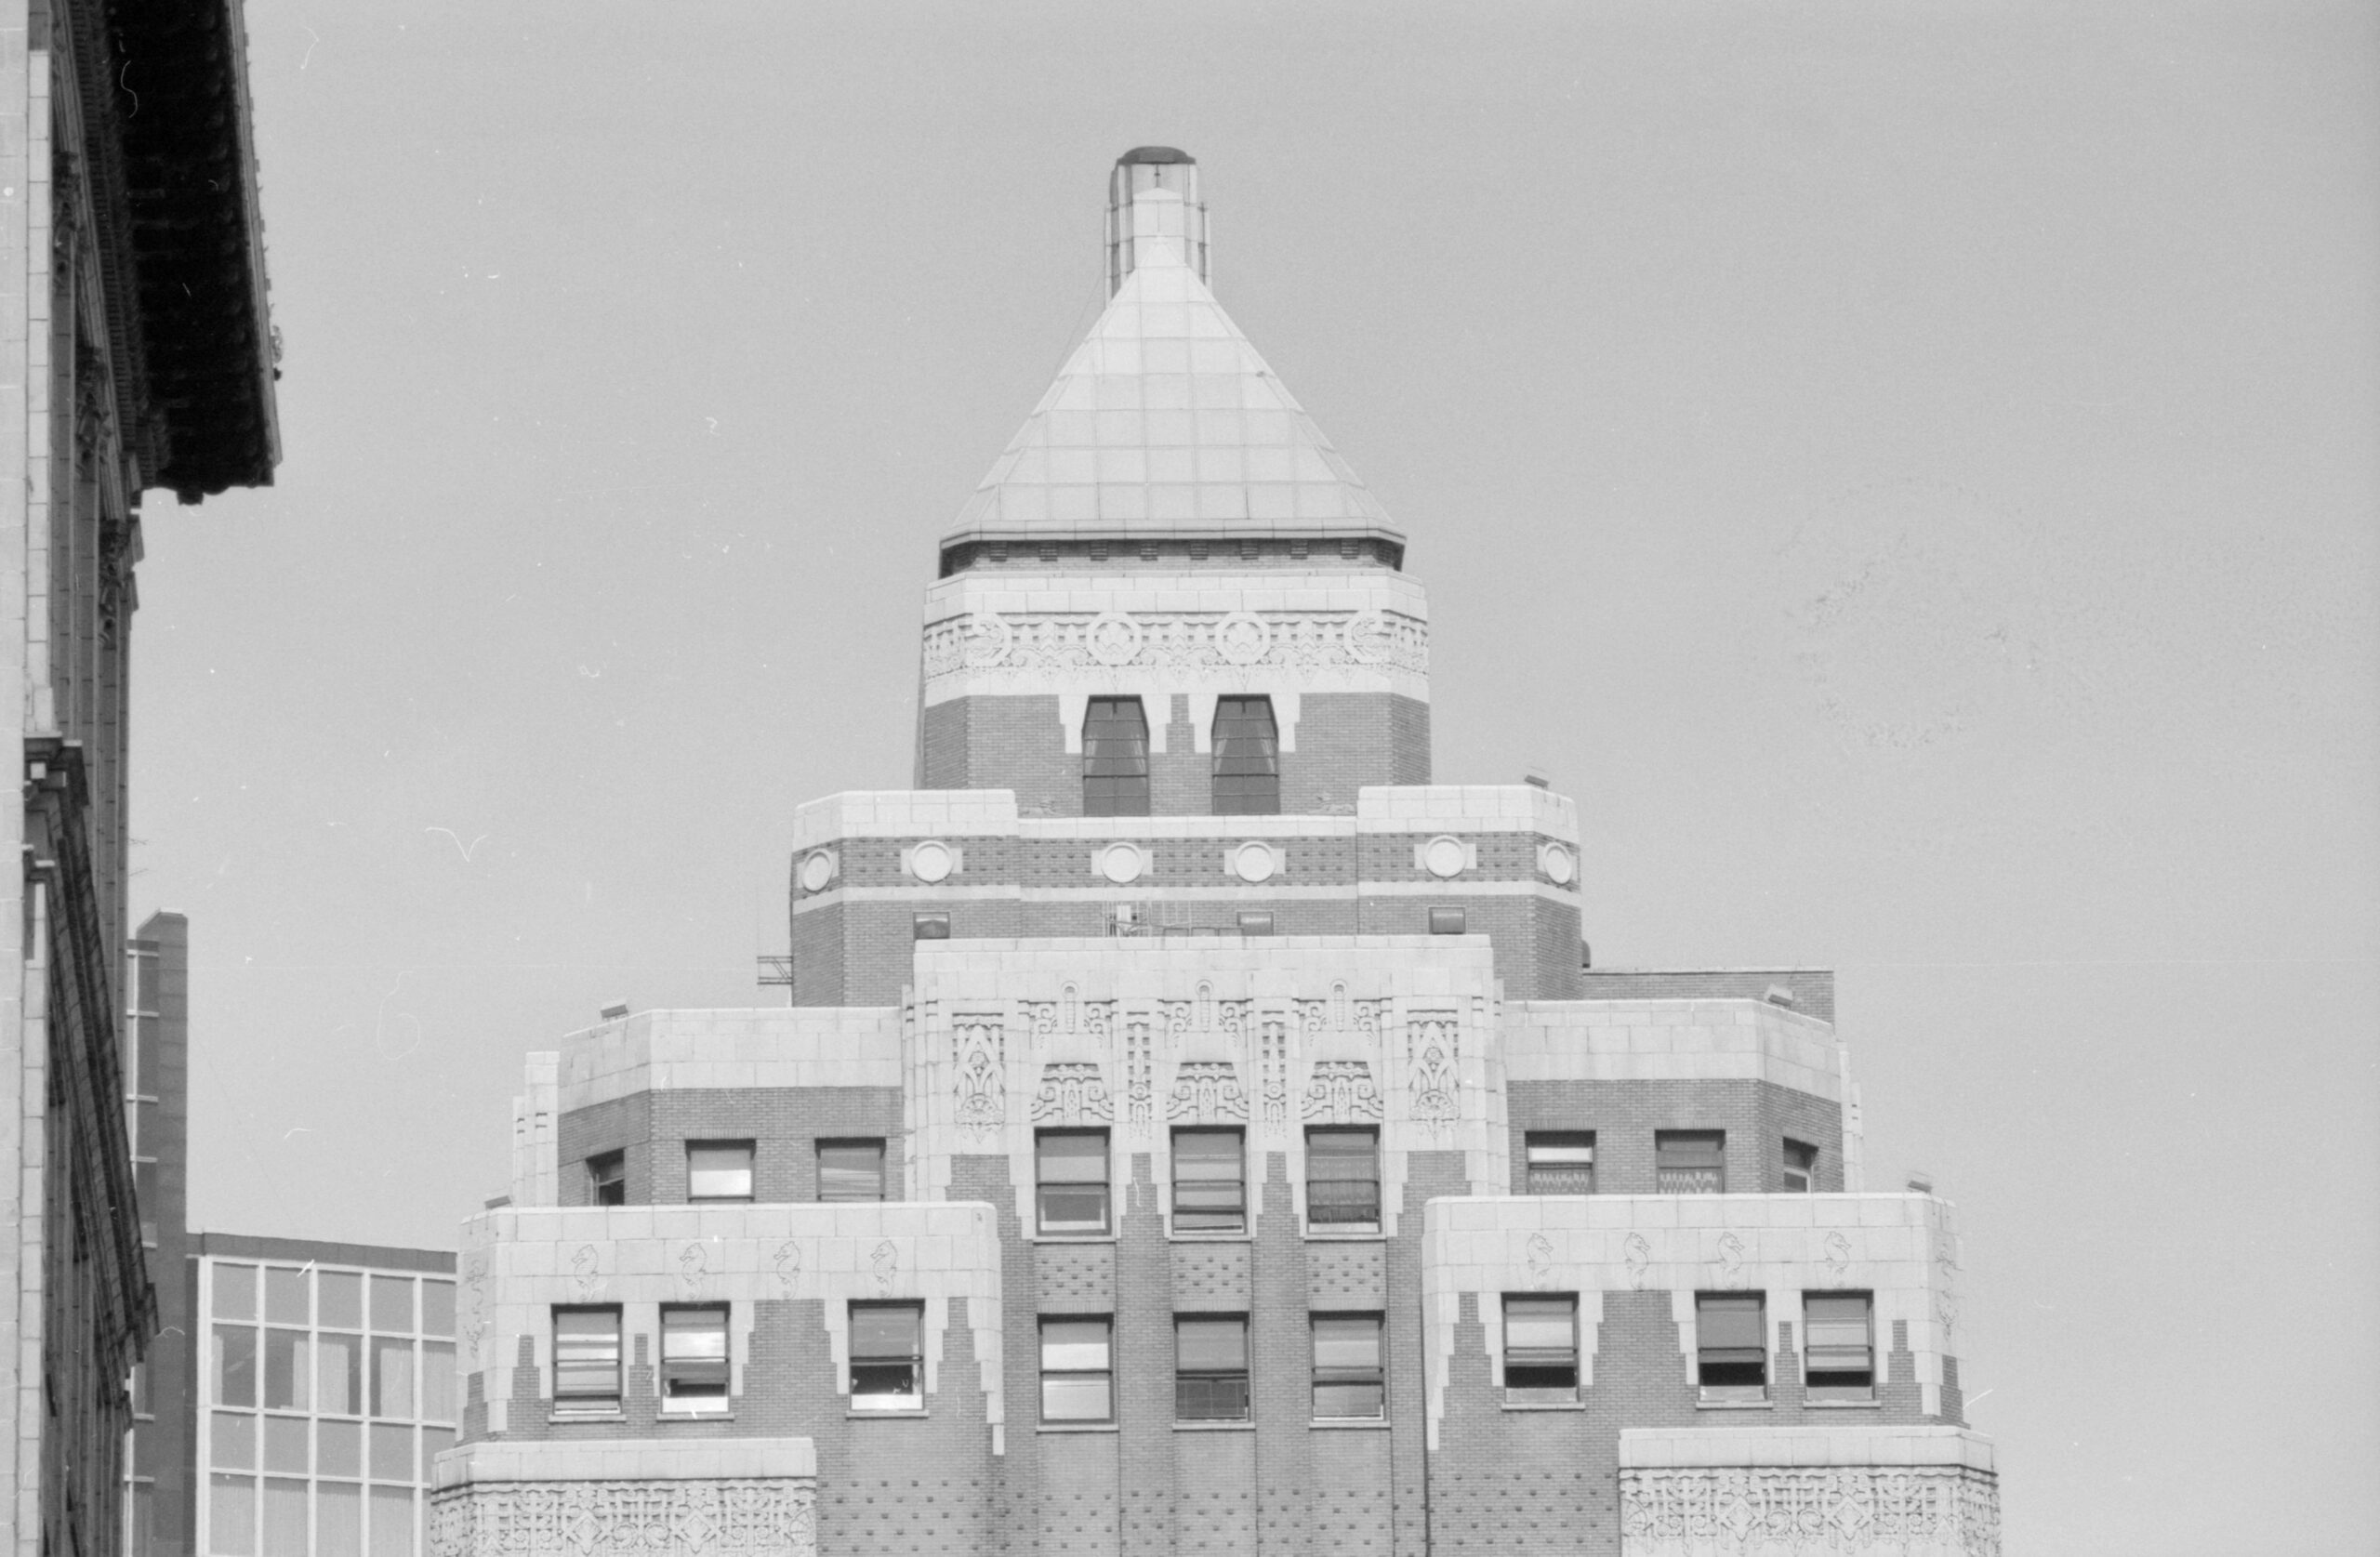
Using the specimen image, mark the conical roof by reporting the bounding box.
[945,229,1401,548]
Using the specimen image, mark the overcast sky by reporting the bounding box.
[133,4,2375,1552]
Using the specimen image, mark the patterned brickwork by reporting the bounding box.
[1034,1242,1116,1313]
[556,1089,902,1207]
[1305,1240,1385,1310]
[1170,1242,1253,1310]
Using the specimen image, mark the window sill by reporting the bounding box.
[1805,1398,1881,1409]
[846,1407,927,1420]
[657,1409,733,1422]
[1302,1231,1385,1242]
[1501,1401,1585,1412]
[1168,1232,1252,1244]
[1173,1420,1254,1432]
[548,1408,625,1424]
[1696,1400,1773,1411]
[1030,1234,1119,1245]
[1037,1422,1119,1434]
[1310,1418,1390,1431]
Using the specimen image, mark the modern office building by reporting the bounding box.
[4,8,280,1557]
[436,149,2000,1557]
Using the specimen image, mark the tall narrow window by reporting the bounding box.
[1656,1131,1726,1194]
[1210,695,1280,814]
[1036,1130,1111,1234]
[1783,1139,1818,1194]
[1171,1128,1246,1233]
[1803,1293,1874,1401]
[1311,1314,1385,1419]
[1696,1293,1767,1403]
[659,1305,731,1412]
[1305,1128,1381,1231]
[587,1152,626,1206]
[818,1140,888,1202]
[849,1302,924,1410]
[1503,1295,1580,1403]
[1039,1319,1114,1422]
[552,1308,622,1412]
[687,1141,755,1202]
[1174,1317,1250,1421]
[1083,697,1151,816]
[1525,1132,1595,1195]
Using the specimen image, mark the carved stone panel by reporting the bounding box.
[1618,1466,2000,1557]
[430,1480,817,1557]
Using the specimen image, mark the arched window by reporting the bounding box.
[1211,695,1280,814]
[1083,697,1151,816]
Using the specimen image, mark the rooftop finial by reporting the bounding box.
[1106,147,1208,297]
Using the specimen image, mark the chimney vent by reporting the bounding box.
[1907,1171,1935,1194]
[598,1001,629,1022]
[1107,147,1209,296]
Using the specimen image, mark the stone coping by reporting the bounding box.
[431,1436,817,1490]
[1619,1425,1995,1474]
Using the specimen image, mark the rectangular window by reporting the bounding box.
[1210,695,1281,814]
[687,1141,755,1202]
[1525,1132,1594,1195]
[368,1423,411,1481]
[215,1263,258,1321]
[368,1488,412,1557]
[420,1343,456,1423]
[1803,1293,1874,1401]
[1427,906,1468,935]
[264,1267,310,1326]
[1783,1139,1818,1194]
[317,1420,360,1479]
[1036,1129,1110,1235]
[552,1307,622,1412]
[263,1479,308,1557]
[1236,910,1275,935]
[369,1338,414,1418]
[319,1272,362,1330]
[1305,1128,1382,1231]
[660,1305,731,1411]
[262,1416,308,1474]
[850,1301,924,1410]
[1083,696,1152,817]
[1696,1292,1767,1403]
[1656,1131,1726,1194]
[1171,1128,1246,1234]
[1174,1317,1250,1421]
[369,1276,414,1334]
[316,1481,360,1557]
[913,911,951,941]
[1502,1295,1580,1404]
[315,1333,361,1417]
[209,1473,256,1556]
[213,1325,258,1408]
[817,1140,887,1203]
[211,1411,256,1471]
[423,1280,456,1336]
[1311,1314,1384,1419]
[1039,1318,1114,1423]
[587,1152,626,1206]
[262,1329,310,1411]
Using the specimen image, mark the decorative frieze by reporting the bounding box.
[1618,1465,2000,1557]
[431,1479,817,1557]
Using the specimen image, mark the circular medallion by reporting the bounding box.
[908,839,955,884]
[1422,835,1468,879]
[1343,609,1394,664]
[1539,842,1576,886]
[960,613,1012,669]
[1086,613,1143,667]
[1232,840,1277,884]
[798,850,839,893]
[1214,612,1271,666]
[1099,841,1146,885]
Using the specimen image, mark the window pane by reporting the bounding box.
[1526,1133,1595,1194]
[1039,1375,1112,1421]
[366,1488,412,1557]
[215,1265,258,1322]
[1038,1132,1109,1181]
[1040,1321,1110,1371]
[262,1479,308,1557]
[587,1154,626,1206]
[1175,1318,1247,1372]
[212,1412,257,1471]
[210,1473,257,1556]
[687,1142,754,1200]
[318,1273,362,1330]
[215,1326,258,1408]
[368,1424,412,1482]
[263,1330,309,1411]
[317,1421,361,1480]
[264,1268,309,1326]
[1697,1295,1765,1351]
[1083,697,1151,816]
[1177,1373,1250,1420]
[662,1308,730,1401]
[369,1338,414,1418]
[421,1427,455,1472]
[1172,1130,1242,1174]
[1503,1298,1576,1352]
[1313,1380,1384,1418]
[316,1483,360,1557]
[315,1335,361,1417]
[850,1304,922,1360]
[369,1277,413,1335]
[1211,695,1280,814]
[419,1343,456,1422]
[1312,1316,1382,1370]
[818,1141,886,1202]
[554,1309,621,1402]
[1038,1184,1110,1234]
[421,1282,456,1336]
[1657,1132,1726,1193]
[262,1417,309,1474]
